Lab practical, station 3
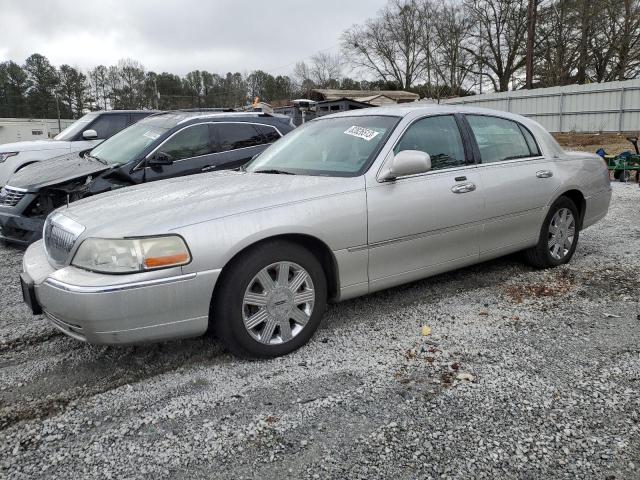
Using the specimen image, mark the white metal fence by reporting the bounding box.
[0,118,75,144]
[441,79,640,133]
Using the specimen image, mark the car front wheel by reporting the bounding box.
[524,196,580,268]
[211,240,327,358]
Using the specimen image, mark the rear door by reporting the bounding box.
[208,122,271,171]
[144,123,220,182]
[366,114,483,289]
[464,114,561,254]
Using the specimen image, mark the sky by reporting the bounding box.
[0,0,390,76]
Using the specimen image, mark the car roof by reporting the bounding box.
[321,104,545,130]
[321,104,565,156]
[90,110,159,115]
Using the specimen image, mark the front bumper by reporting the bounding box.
[0,210,44,245]
[22,240,220,344]
[0,192,43,245]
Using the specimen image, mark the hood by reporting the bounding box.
[7,152,110,191]
[62,171,364,238]
[0,139,74,153]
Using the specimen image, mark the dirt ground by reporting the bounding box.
[554,132,638,155]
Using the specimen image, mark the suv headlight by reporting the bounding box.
[0,152,18,163]
[72,236,191,274]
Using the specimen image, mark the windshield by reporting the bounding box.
[89,121,170,166]
[54,113,99,141]
[246,115,399,177]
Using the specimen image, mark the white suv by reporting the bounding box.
[0,110,154,186]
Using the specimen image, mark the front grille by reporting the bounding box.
[0,186,26,207]
[43,213,85,267]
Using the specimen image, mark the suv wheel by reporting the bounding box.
[211,240,327,358]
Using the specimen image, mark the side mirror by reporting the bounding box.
[82,129,98,140]
[379,150,432,181]
[148,151,174,166]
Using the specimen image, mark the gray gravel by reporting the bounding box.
[1,182,639,480]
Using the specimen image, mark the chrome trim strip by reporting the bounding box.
[4,185,28,193]
[348,207,541,252]
[44,272,198,294]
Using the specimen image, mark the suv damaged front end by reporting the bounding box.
[0,178,95,245]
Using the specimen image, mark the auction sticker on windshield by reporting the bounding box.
[143,130,162,140]
[344,126,380,141]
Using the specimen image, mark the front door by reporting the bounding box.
[144,123,220,182]
[366,114,484,291]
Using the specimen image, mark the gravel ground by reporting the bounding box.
[1,182,639,480]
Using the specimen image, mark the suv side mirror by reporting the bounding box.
[379,150,432,181]
[148,151,174,166]
[82,129,98,140]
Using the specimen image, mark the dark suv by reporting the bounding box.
[0,110,294,244]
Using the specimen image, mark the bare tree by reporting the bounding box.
[464,0,529,92]
[610,0,640,80]
[293,61,315,97]
[431,1,475,96]
[536,0,581,86]
[342,0,428,88]
[309,52,342,88]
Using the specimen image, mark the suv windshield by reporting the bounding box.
[89,120,171,166]
[246,115,399,177]
[54,113,99,141]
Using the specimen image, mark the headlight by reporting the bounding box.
[0,152,18,163]
[71,236,191,274]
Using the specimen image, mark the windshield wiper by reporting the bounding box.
[253,169,295,175]
[86,153,108,165]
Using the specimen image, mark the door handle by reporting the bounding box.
[536,170,554,178]
[451,182,477,194]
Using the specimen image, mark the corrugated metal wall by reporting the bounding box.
[441,79,640,133]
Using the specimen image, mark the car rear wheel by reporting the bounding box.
[211,240,327,358]
[524,196,579,268]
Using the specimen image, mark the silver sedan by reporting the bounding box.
[21,106,612,357]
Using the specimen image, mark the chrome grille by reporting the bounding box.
[43,213,85,267]
[0,186,26,207]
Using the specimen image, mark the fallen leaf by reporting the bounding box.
[421,325,432,336]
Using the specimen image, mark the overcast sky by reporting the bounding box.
[0,0,389,76]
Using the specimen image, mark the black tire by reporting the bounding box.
[524,196,580,269]
[210,240,327,358]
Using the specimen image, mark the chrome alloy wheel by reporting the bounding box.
[242,262,315,345]
[548,208,576,260]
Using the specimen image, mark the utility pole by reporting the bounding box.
[54,93,61,132]
[526,0,538,89]
[153,77,159,110]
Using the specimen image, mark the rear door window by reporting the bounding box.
[466,115,539,163]
[213,123,266,151]
[394,115,467,171]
